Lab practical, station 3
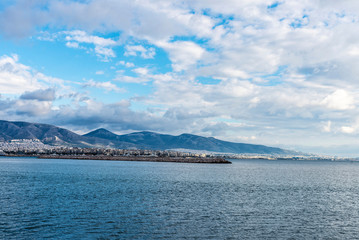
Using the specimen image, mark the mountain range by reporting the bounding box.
[0,120,298,155]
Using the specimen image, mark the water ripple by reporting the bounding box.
[1,158,359,239]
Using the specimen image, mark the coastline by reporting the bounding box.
[2,154,231,164]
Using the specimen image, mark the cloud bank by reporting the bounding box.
[1,0,359,155]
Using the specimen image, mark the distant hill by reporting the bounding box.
[0,120,297,155]
[86,129,296,155]
[0,120,86,145]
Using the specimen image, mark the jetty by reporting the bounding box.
[1,146,231,164]
[37,155,231,164]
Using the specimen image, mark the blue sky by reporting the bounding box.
[1,0,359,156]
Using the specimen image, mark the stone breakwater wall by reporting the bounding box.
[37,155,232,164]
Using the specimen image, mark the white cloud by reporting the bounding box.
[118,61,135,68]
[339,118,359,135]
[124,45,156,59]
[114,67,152,83]
[220,68,250,79]
[341,126,355,134]
[0,55,46,94]
[4,0,359,154]
[63,30,116,59]
[82,79,124,92]
[94,46,115,59]
[15,100,53,116]
[37,31,58,42]
[113,74,150,84]
[322,90,355,110]
[65,41,79,48]
[133,67,149,76]
[347,46,359,56]
[322,121,332,133]
[64,30,116,46]
[156,40,205,71]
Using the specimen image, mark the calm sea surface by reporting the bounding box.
[1,157,359,239]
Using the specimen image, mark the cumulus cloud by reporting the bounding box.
[20,88,56,101]
[113,68,152,83]
[0,98,14,111]
[322,89,355,110]
[0,55,80,118]
[82,79,124,92]
[133,67,149,76]
[64,30,116,59]
[341,126,355,134]
[0,54,68,98]
[113,75,150,84]
[47,99,184,133]
[3,0,359,154]
[117,61,135,68]
[156,40,205,72]
[64,30,115,46]
[0,55,46,94]
[15,100,53,116]
[0,0,48,38]
[65,41,80,49]
[124,45,156,59]
[38,30,117,60]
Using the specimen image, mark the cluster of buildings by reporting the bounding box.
[0,139,53,151]
[0,139,353,161]
[0,139,213,158]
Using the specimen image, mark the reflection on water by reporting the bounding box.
[1,157,359,239]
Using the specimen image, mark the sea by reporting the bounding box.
[1,157,359,239]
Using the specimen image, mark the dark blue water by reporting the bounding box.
[1,157,359,239]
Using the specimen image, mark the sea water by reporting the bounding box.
[1,157,359,239]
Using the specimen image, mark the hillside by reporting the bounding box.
[0,120,297,155]
[85,130,296,155]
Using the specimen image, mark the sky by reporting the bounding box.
[1,0,359,156]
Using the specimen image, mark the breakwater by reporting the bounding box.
[1,146,231,164]
[37,155,231,164]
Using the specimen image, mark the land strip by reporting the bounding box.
[36,155,231,163]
